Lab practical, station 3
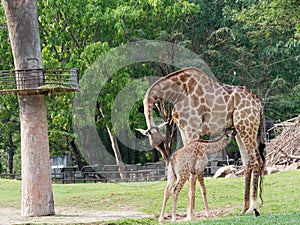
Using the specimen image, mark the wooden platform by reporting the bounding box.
[0,68,79,95]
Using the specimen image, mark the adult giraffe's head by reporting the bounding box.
[136,122,170,159]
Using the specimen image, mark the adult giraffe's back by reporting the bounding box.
[139,67,265,215]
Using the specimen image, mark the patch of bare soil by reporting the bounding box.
[162,208,229,223]
[0,206,152,225]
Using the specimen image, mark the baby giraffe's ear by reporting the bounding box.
[231,128,237,136]
[135,128,148,136]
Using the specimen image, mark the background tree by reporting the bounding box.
[1,0,54,217]
[231,0,300,120]
[0,5,19,175]
[0,0,299,173]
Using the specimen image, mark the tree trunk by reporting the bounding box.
[70,139,84,170]
[151,149,159,162]
[98,107,125,179]
[8,132,14,178]
[1,0,55,217]
[106,125,125,179]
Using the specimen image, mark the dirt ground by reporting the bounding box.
[0,207,229,225]
[0,207,152,225]
[162,209,229,223]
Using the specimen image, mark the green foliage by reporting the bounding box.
[224,0,300,121]
[234,0,300,43]
[0,5,19,174]
[0,7,13,70]
[0,95,20,174]
[0,0,299,171]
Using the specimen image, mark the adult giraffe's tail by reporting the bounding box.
[259,106,266,145]
[258,107,266,206]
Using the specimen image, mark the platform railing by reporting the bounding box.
[0,68,79,95]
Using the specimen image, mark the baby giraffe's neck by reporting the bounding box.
[193,135,230,155]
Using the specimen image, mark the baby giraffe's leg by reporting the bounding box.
[186,174,197,221]
[159,173,175,223]
[198,170,210,216]
[172,175,188,222]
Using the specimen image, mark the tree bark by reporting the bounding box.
[8,132,14,178]
[107,127,126,179]
[98,107,125,179]
[70,139,84,170]
[1,0,55,217]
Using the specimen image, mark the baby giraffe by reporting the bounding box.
[159,128,236,223]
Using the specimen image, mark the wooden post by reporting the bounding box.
[1,0,55,216]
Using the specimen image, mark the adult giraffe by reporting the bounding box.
[137,67,265,216]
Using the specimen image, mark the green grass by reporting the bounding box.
[97,213,300,225]
[1,170,299,224]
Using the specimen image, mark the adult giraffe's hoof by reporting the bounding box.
[254,209,260,217]
[244,207,260,217]
[245,208,254,214]
[239,209,246,215]
[240,204,251,215]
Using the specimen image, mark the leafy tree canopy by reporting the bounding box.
[0,0,299,172]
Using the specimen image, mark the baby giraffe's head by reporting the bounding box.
[225,127,237,139]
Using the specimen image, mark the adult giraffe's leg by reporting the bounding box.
[186,174,197,221]
[234,133,251,213]
[246,164,262,216]
[246,143,265,216]
[198,170,210,217]
[236,128,262,215]
[233,102,263,215]
[242,165,252,214]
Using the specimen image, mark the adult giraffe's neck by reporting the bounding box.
[143,95,156,128]
[143,77,181,129]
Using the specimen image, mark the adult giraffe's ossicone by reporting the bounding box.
[137,67,266,216]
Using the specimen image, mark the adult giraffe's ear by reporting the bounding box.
[157,122,168,130]
[135,128,148,136]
